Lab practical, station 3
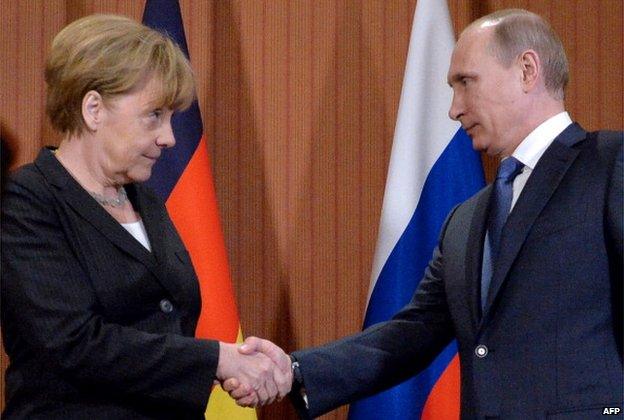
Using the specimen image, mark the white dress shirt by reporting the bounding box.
[508,111,573,210]
[481,112,573,307]
[121,219,152,251]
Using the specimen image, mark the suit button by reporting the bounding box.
[159,299,174,313]
[475,345,488,358]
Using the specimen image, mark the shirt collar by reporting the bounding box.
[512,111,573,170]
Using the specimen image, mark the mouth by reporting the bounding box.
[463,123,478,136]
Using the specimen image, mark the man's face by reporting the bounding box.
[447,27,527,157]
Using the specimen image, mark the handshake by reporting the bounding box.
[216,337,294,407]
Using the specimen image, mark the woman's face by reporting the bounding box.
[95,77,175,184]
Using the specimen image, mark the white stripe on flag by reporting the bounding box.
[368,0,460,304]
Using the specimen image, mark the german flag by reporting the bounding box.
[143,1,256,418]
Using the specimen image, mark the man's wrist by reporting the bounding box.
[290,355,309,409]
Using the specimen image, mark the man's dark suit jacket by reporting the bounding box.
[1,148,219,419]
[292,124,623,419]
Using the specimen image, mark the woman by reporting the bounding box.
[1,14,287,419]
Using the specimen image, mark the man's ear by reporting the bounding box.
[518,49,540,92]
[82,90,104,131]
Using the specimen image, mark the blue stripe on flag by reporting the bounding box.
[364,128,482,325]
[142,0,203,200]
[348,128,483,420]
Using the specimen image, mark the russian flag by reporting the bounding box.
[347,1,484,419]
[142,1,256,418]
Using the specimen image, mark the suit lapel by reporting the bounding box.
[480,124,586,323]
[133,186,165,262]
[64,185,158,266]
[32,148,196,296]
[35,150,156,267]
[131,185,186,300]
[465,186,492,331]
[37,149,186,300]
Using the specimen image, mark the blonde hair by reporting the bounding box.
[467,9,569,100]
[45,14,196,134]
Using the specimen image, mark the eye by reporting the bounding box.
[149,109,163,119]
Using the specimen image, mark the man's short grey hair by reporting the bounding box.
[467,9,569,100]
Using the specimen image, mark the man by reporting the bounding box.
[226,9,623,418]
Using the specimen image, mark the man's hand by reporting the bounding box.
[221,337,293,407]
[216,341,282,406]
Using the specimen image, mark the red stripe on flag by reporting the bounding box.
[421,355,461,419]
[166,136,239,342]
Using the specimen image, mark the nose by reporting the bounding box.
[448,91,463,121]
[158,117,176,149]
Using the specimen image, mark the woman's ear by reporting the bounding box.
[81,90,104,131]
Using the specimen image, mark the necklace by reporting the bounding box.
[53,149,129,208]
[89,187,128,208]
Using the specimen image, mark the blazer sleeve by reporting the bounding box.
[290,206,459,418]
[603,133,623,355]
[1,169,219,410]
[604,134,623,266]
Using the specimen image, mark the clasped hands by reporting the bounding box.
[216,337,293,407]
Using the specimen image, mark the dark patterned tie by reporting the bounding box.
[481,156,524,309]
